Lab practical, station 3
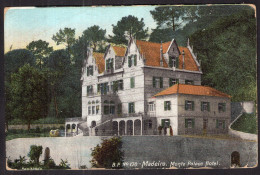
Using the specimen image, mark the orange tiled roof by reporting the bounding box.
[112,46,126,57]
[135,40,199,71]
[178,47,199,71]
[136,40,169,68]
[154,84,231,98]
[93,52,105,73]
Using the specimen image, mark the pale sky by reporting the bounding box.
[4,6,157,53]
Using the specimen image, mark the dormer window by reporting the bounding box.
[128,54,137,67]
[87,66,93,76]
[106,58,114,70]
[169,56,179,68]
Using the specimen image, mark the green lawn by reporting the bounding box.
[6,129,51,141]
[231,113,257,134]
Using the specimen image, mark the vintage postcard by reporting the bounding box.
[4,4,257,171]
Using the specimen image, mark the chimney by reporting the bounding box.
[187,38,190,47]
[182,50,185,69]
[160,42,163,67]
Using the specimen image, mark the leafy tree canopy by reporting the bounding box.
[108,15,149,45]
[82,25,107,52]
[26,40,53,68]
[190,8,256,101]
[5,49,35,77]
[149,28,174,43]
[9,64,49,130]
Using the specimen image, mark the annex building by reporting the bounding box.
[65,37,231,136]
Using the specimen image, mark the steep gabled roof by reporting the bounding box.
[178,47,199,71]
[93,52,105,73]
[154,84,231,98]
[135,40,199,71]
[112,46,126,57]
[136,40,169,68]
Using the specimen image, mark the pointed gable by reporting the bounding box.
[135,40,199,71]
[93,52,105,73]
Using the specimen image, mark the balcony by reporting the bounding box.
[104,69,114,75]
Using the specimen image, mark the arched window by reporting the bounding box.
[72,124,76,130]
[92,100,95,104]
[104,100,109,104]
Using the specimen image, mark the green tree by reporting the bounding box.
[4,49,35,77]
[150,6,198,31]
[109,15,149,45]
[82,25,107,52]
[28,145,43,165]
[9,64,49,130]
[149,28,174,43]
[52,28,76,59]
[46,49,71,118]
[91,137,124,169]
[190,8,256,101]
[26,40,53,69]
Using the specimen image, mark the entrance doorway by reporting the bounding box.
[231,151,241,167]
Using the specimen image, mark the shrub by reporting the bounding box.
[28,145,43,165]
[90,137,124,169]
[35,127,41,133]
[59,125,65,130]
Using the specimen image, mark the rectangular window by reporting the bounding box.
[87,85,93,96]
[185,80,194,85]
[185,119,195,128]
[164,101,171,111]
[201,102,210,111]
[88,106,91,115]
[92,106,95,115]
[130,77,135,88]
[117,103,122,114]
[128,102,135,114]
[216,119,226,129]
[118,80,123,90]
[89,66,93,75]
[218,103,226,112]
[110,106,115,114]
[148,102,155,111]
[97,84,101,94]
[169,78,179,87]
[96,105,99,114]
[104,105,109,115]
[185,100,194,111]
[153,77,163,88]
[113,81,118,92]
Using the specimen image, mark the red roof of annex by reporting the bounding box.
[154,84,231,98]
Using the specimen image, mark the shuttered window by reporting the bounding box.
[185,100,194,111]
[164,101,171,111]
[201,102,210,111]
[128,56,132,67]
[185,119,195,128]
[169,78,179,87]
[134,55,137,66]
